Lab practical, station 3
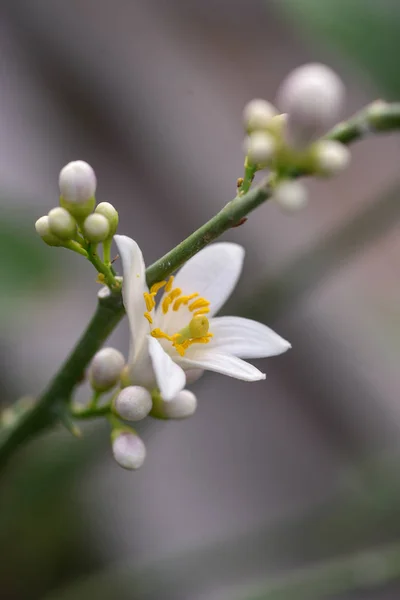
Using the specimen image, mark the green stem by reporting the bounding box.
[86,243,119,290]
[1,100,400,467]
[70,404,111,420]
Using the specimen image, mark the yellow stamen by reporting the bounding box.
[151,328,174,342]
[162,288,182,314]
[193,309,210,317]
[165,276,174,292]
[162,295,172,314]
[189,298,210,312]
[142,278,213,357]
[144,292,155,311]
[150,280,167,295]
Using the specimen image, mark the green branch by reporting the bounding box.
[1,100,400,467]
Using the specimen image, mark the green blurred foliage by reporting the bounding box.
[0,209,58,317]
[0,429,104,600]
[278,0,400,97]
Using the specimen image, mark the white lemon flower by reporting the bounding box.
[115,235,291,401]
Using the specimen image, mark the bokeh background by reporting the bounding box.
[1,1,400,599]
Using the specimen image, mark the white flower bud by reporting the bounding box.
[112,431,146,470]
[244,132,275,164]
[185,369,204,385]
[89,347,125,392]
[161,390,197,420]
[276,63,345,147]
[243,99,277,132]
[314,140,351,175]
[114,386,152,422]
[273,181,308,212]
[35,215,62,246]
[48,207,77,240]
[95,202,119,236]
[59,160,96,204]
[83,213,110,243]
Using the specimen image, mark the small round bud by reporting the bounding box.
[243,99,277,132]
[276,63,345,146]
[273,181,308,212]
[112,431,146,470]
[114,386,152,422]
[160,390,197,420]
[243,132,275,164]
[95,202,119,236]
[59,160,96,204]
[314,140,351,175]
[89,347,125,392]
[35,215,62,246]
[83,213,110,243]
[185,369,204,385]
[48,207,77,240]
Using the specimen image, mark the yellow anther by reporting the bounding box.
[162,288,182,313]
[165,276,174,292]
[189,315,209,338]
[193,309,210,317]
[189,298,210,312]
[173,297,186,311]
[144,292,155,311]
[183,293,199,304]
[151,328,174,342]
[150,280,167,295]
[144,312,153,324]
[169,288,182,301]
[162,295,173,314]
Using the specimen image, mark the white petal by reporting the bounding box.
[177,349,266,382]
[208,316,291,358]
[156,243,245,332]
[148,336,186,400]
[114,235,148,361]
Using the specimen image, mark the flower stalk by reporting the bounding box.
[1,100,400,468]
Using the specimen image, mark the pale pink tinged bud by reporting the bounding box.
[273,181,308,212]
[59,160,97,204]
[48,207,77,240]
[276,63,345,147]
[112,432,146,470]
[83,213,110,243]
[162,390,197,420]
[114,386,152,422]
[35,215,62,246]
[243,99,277,132]
[89,347,125,392]
[243,132,275,164]
[314,140,351,175]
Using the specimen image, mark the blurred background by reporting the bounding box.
[1,0,400,598]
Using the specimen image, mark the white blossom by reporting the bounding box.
[114,236,291,402]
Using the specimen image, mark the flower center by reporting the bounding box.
[143,276,213,356]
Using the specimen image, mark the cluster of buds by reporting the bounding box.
[242,63,351,211]
[86,347,198,471]
[35,161,119,270]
